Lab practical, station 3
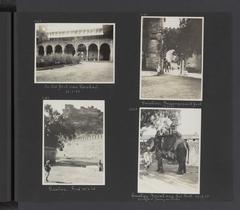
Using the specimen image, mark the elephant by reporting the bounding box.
[149,130,189,174]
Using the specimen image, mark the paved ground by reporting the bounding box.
[141,74,202,100]
[36,62,114,83]
[141,70,201,79]
[43,137,104,185]
[138,160,199,194]
[44,163,104,185]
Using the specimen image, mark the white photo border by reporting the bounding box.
[137,107,202,194]
[139,16,204,101]
[42,99,106,186]
[34,23,116,84]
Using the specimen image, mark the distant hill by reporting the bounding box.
[62,104,103,134]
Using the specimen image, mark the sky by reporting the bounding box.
[43,100,105,113]
[163,17,181,28]
[36,23,106,33]
[177,109,201,135]
[141,108,201,137]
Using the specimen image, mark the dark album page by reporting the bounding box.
[0,12,12,202]
[14,12,233,203]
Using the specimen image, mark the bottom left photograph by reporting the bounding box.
[42,100,105,186]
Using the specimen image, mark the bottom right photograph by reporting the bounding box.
[138,107,201,194]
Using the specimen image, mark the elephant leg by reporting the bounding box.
[176,151,182,174]
[183,156,186,173]
[176,144,187,175]
[177,159,183,174]
[157,157,164,173]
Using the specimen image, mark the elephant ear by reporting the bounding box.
[146,137,154,149]
[149,138,154,149]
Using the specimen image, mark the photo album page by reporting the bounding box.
[12,12,234,203]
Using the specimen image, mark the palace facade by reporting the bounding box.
[36,24,114,62]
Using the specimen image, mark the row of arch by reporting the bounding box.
[38,43,111,61]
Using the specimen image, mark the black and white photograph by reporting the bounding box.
[35,23,115,84]
[138,108,201,194]
[42,100,105,185]
[140,16,204,101]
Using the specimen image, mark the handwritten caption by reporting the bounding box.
[43,84,99,94]
[131,193,210,202]
[141,101,202,108]
[47,186,96,192]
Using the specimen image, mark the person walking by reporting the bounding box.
[44,160,51,182]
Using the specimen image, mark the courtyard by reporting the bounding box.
[138,160,199,194]
[36,62,114,83]
[43,136,104,185]
[44,158,104,185]
[141,74,202,100]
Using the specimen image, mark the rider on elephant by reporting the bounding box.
[151,129,165,173]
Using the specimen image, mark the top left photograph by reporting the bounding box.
[34,23,115,84]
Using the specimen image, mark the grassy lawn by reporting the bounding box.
[36,62,114,83]
[141,74,202,100]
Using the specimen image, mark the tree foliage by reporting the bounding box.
[141,109,181,131]
[162,18,202,59]
[177,18,202,58]
[162,28,180,54]
[44,104,76,150]
[36,26,48,45]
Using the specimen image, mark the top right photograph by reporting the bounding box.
[140,16,204,101]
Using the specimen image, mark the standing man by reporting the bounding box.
[44,160,51,182]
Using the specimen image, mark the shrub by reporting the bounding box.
[36,54,80,68]
[72,56,81,65]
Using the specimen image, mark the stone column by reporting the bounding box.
[110,43,113,62]
[63,45,66,55]
[97,46,100,61]
[44,46,47,56]
[74,46,77,56]
[86,48,89,61]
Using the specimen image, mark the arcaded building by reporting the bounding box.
[36,24,114,62]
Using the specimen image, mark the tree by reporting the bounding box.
[36,26,48,45]
[179,18,202,56]
[160,19,202,72]
[177,18,202,70]
[44,104,76,150]
[141,109,181,132]
[162,28,180,55]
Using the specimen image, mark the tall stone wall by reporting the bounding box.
[142,18,164,70]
